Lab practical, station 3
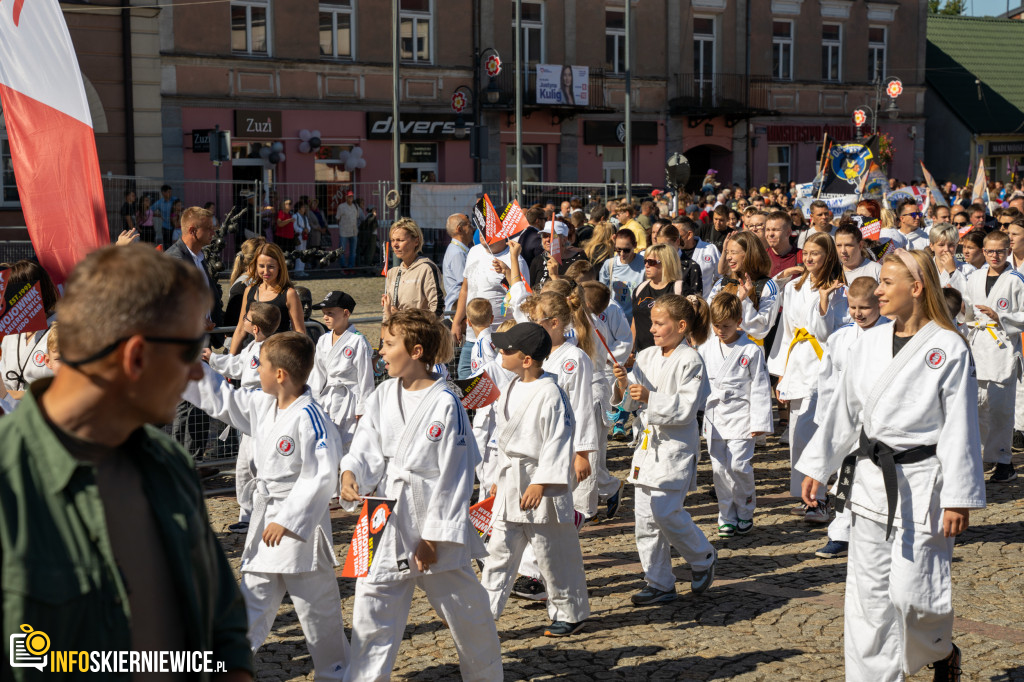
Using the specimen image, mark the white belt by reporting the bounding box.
[240,477,294,560]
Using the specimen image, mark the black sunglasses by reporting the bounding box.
[615,247,632,253]
[953,221,969,226]
[63,333,209,369]
[644,259,662,267]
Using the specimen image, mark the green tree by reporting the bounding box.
[928,0,967,14]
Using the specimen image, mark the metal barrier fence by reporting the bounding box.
[0,240,36,264]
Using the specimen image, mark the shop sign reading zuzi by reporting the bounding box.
[366,113,471,140]
[234,110,282,139]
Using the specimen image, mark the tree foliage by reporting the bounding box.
[928,0,967,14]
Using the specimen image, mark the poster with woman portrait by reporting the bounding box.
[536,64,589,106]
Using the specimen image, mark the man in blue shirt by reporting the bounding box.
[442,213,473,317]
[152,183,178,247]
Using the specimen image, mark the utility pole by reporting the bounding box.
[624,0,632,201]
[515,0,523,203]
[391,0,401,218]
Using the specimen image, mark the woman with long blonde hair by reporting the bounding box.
[583,221,616,270]
[229,242,305,354]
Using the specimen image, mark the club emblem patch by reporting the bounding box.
[633,466,641,479]
[250,356,259,369]
[32,350,46,367]
[563,359,577,374]
[426,421,444,441]
[277,436,296,456]
[740,356,749,367]
[704,255,712,263]
[925,348,946,369]
[599,313,607,321]
[997,298,1010,311]
[370,503,391,533]
[343,347,354,358]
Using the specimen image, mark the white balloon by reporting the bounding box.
[299,129,311,141]
[299,141,311,154]
[259,146,272,159]
[311,130,321,139]
[345,159,356,172]
[349,146,363,159]
[272,141,284,153]
[338,150,350,163]
[277,153,286,163]
[355,157,367,169]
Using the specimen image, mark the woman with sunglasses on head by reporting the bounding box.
[631,244,685,353]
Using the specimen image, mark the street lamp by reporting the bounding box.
[852,75,902,140]
[451,85,473,140]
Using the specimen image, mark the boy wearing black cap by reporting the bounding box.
[479,322,591,637]
[308,291,374,446]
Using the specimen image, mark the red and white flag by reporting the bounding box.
[0,0,109,284]
[497,200,529,241]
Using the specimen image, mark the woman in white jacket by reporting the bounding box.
[798,249,984,681]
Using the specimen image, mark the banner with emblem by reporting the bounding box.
[819,135,880,196]
[454,371,501,409]
[341,496,397,578]
[0,266,48,336]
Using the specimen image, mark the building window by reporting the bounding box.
[605,9,625,74]
[231,0,270,56]
[603,146,625,184]
[506,144,544,182]
[1,138,18,206]
[512,1,544,67]
[868,26,886,81]
[693,17,715,103]
[768,145,791,185]
[320,2,353,60]
[400,0,431,63]
[821,23,842,82]
[772,20,793,81]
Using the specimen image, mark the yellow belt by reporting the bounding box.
[785,327,823,366]
[747,334,764,347]
[969,320,1005,349]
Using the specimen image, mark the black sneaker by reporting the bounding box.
[630,586,677,605]
[1015,430,1024,449]
[544,620,585,637]
[990,462,1017,483]
[984,461,997,472]
[511,576,547,601]
[928,642,961,681]
[606,479,625,519]
[691,548,717,594]
[228,521,249,534]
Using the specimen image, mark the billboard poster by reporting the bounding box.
[536,64,589,106]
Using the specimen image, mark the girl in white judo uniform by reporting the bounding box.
[612,294,717,605]
[184,332,350,681]
[961,230,1024,483]
[339,310,502,682]
[768,231,849,522]
[810,276,888,560]
[479,322,591,637]
[306,290,374,447]
[707,231,782,344]
[698,292,773,538]
[798,249,985,681]
[202,301,281,531]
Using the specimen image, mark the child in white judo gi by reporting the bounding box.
[811,277,888,560]
[799,249,985,681]
[339,309,502,682]
[471,319,518,502]
[962,230,1024,483]
[698,292,773,538]
[307,290,373,447]
[184,332,349,681]
[467,297,499,375]
[202,302,281,533]
[613,294,717,606]
[769,231,849,523]
[479,322,591,636]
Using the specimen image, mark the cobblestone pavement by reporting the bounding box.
[204,424,1024,681]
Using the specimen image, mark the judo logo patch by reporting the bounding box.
[703,254,712,263]
[343,347,354,358]
[925,348,946,369]
[562,359,577,374]
[277,436,296,456]
[31,350,45,367]
[250,356,259,369]
[426,421,444,441]
[998,298,1010,311]
[739,356,749,367]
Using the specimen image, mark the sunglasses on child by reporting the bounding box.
[62,333,210,369]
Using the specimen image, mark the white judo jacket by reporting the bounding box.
[691,238,721,299]
[208,338,263,389]
[0,315,55,391]
[708,276,782,342]
[814,317,890,423]
[340,377,486,582]
[547,342,599,454]
[618,344,710,490]
[698,335,773,440]
[492,374,577,525]
[590,307,631,417]
[184,365,342,574]
[307,324,374,435]
[798,321,986,528]
[469,327,499,376]
[962,267,1024,383]
[770,278,849,399]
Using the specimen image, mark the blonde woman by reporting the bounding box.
[583,221,616,271]
[630,243,684,352]
[382,218,444,321]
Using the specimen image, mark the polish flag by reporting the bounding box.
[0,0,109,284]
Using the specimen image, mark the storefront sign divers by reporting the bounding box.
[366,113,471,140]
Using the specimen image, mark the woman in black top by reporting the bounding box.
[630,244,685,352]
[228,242,305,356]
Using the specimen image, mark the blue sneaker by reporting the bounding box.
[691,548,717,594]
[815,540,849,559]
[544,620,585,637]
[605,479,625,519]
[612,424,628,441]
[630,586,677,605]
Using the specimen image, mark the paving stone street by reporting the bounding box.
[204,430,1024,681]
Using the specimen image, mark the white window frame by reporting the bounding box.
[602,146,626,184]
[771,19,793,81]
[693,16,716,104]
[231,0,271,56]
[319,2,354,60]
[768,144,792,185]
[399,0,433,64]
[868,25,886,81]
[514,0,544,66]
[506,144,544,182]
[605,8,625,75]
[821,22,842,82]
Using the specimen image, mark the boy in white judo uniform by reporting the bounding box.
[470,319,518,502]
[307,290,374,447]
[479,322,591,637]
[202,301,281,533]
[698,292,773,538]
[467,297,499,374]
[963,230,1024,483]
[184,332,349,681]
[339,309,502,682]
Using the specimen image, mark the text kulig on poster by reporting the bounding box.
[535,64,589,106]
[0,269,47,336]
[341,497,396,578]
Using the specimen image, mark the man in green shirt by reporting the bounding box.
[0,244,253,681]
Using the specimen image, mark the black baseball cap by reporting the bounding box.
[491,322,552,362]
[312,290,356,312]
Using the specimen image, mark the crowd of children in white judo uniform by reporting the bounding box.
[170,221,1023,682]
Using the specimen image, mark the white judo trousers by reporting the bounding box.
[845,513,955,680]
[634,485,715,593]
[1016,373,1024,432]
[482,518,590,623]
[708,438,756,526]
[978,379,1015,465]
[235,434,255,522]
[243,566,349,681]
[345,566,502,682]
[788,394,825,500]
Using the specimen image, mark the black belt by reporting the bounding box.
[834,431,937,541]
